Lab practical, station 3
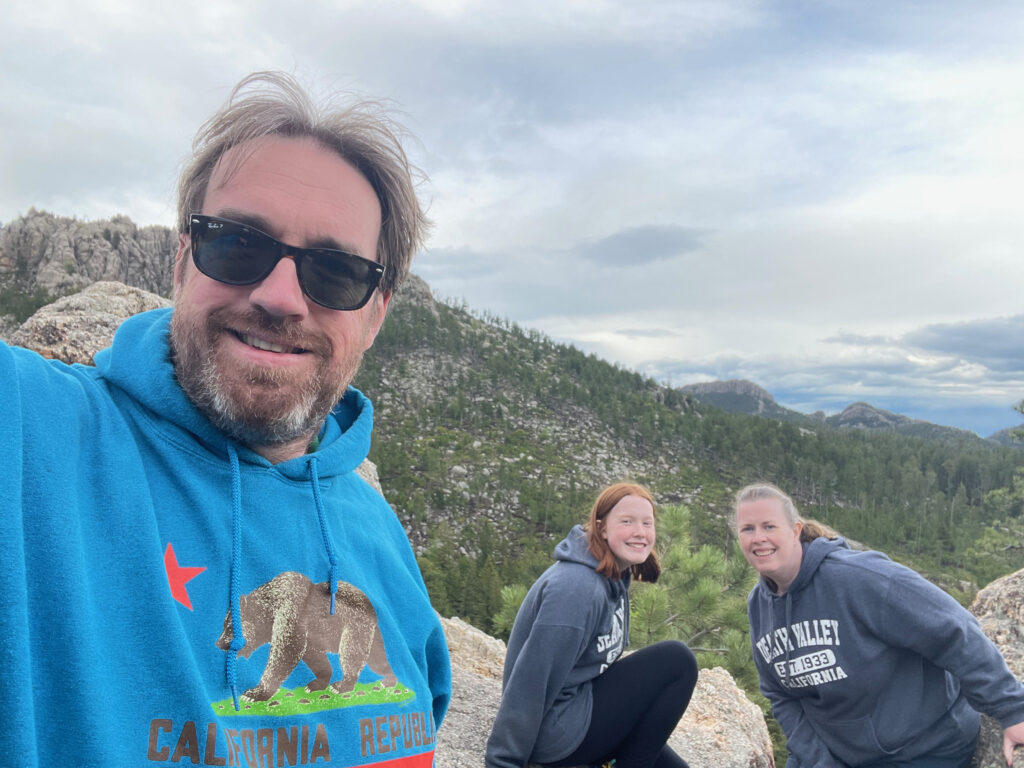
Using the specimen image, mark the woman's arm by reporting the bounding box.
[485,622,588,768]
[876,567,1024,728]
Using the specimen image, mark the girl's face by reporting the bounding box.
[601,495,656,571]
[736,497,803,593]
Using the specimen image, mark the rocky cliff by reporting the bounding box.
[0,209,176,299]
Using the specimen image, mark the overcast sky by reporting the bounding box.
[3,0,1022,437]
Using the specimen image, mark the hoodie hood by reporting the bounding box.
[554,524,601,569]
[753,536,850,601]
[93,308,372,479]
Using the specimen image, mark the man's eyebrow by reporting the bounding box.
[212,208,362,255]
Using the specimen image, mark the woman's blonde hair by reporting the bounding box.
[585,482,661,582]
[734,482,838,543]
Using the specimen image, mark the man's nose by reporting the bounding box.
[248,255,308,319]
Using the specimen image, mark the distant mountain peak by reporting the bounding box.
[681,379,776,402]
[832,402,910,430]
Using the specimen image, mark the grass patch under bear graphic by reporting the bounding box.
[211,682,414,716]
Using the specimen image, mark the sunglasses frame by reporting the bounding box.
[187,213,386,311]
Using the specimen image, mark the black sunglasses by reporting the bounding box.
[188,214,386,311]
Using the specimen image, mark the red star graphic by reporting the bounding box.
[164,543,206,610]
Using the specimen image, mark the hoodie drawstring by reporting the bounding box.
[309,456,341,615]
[226,444,244,711]
[223,451,340,709]
[782,592,793,687]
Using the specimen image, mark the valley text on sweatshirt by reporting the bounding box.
[748,537,1024,767]
[0,308,450,768]
[485,524,630,768]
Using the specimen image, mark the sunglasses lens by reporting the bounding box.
[196,230,279,285]
[300,250,378,310]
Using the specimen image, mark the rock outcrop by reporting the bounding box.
[438,617,774,768]
[9,280,171,363]
[970,567,1024,768]
[681,379,776,403]
[0,209,176,298]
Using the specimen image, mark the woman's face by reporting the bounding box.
[601,495,656,571]
[736,497,803,593]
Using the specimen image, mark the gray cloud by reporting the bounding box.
[575,225,706,266]
[902,315,1024,372]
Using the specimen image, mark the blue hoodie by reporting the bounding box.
[0,308,450,768]
[486,524,631,768]
[748,537,1024,767]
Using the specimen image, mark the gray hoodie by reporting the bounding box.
[485,525,631,768]
[748,537,1024,767]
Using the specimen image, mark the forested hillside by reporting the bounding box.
[349,278,1024,629]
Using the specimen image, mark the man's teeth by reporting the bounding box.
[241,334,292,353]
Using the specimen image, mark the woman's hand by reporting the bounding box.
[1004,720,1024,766]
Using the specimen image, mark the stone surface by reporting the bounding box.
[970,567,1024,768]
[9,280,170,364]
[0,209,176,297]
[437,617,775,768]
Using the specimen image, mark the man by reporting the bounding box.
[0,71,450,767]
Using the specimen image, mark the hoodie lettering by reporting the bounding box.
[358,711,436,757]
[756,619,841,662]
[147,720,329,765]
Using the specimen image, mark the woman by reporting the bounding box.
[735,482,1024,768]
[485,482,698,768]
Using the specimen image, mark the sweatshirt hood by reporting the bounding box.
[554,524,633,593]
[753,535,850,601]
[93,308,372,478]
[554,524,602,570]
[94,307,374,707]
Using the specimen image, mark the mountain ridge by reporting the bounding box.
[679,378,1020,448]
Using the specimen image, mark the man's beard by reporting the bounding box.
[169,306,365,448]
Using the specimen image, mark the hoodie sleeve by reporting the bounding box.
[485,622,589,768]
[760,669,848,768]
[876,565,1024,728]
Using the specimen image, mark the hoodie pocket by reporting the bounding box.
[821,715,902,765]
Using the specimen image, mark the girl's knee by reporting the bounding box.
[652,641,698,683]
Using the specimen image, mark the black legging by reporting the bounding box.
[548,641,698,768]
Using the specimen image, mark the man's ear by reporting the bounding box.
[361,290,392,351]
[172,232,190,296]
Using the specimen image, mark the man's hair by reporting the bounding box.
[734,482,838,543]
[585,482,661,582]
[177,70,429,295]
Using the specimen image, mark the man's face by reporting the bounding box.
[170,135,389,457]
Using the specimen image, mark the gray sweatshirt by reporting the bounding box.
[748,537,1024,767]
[485,525,630,768]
